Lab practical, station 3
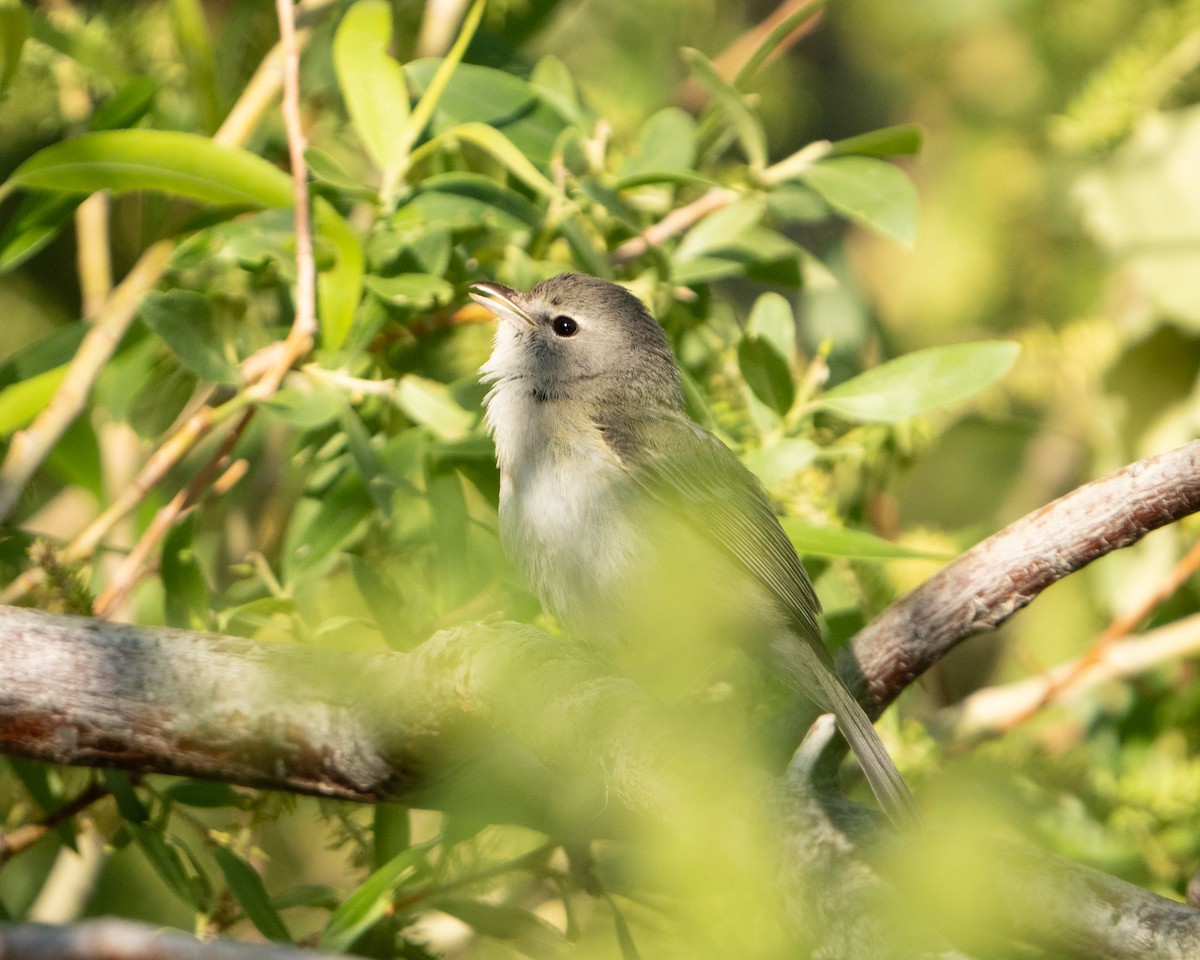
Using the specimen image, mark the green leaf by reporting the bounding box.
[7,131,293,208]
[162,514,209,630]
[0,364,67,437]
[104,770,150,823]
[622,108,697,178]
[780,520,951,560]
[747,292,796,363]
[434,898,567,958]
[333,0,410,174]
[363,274,455,310]
[163,780,244,808]
[675,198,764,261]
[817,341,1020,422]
[0,193,82,273]
[212,846,293,943]
[283,471,374,579]
[737,335,794,415]
[682,47,768,170]
[799,156,918,246]
[320,844,431,953]
[89,76,160,132]
[530,53,583,124]
[128,823,203,908]
[170,0,221,133]
[9,758,60,813]
[407,173,543,230]
[742,438,818,488]
[315,198,364,353]
[410,122,557,197]
[263,380,343,429]
[829,123,923,159]
[732,0,824,87]
[0,5,28,94]
[139,290,240,385]
[395,375,477,440]
[373,805,411,870]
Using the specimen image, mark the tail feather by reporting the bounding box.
[774,635,920,829]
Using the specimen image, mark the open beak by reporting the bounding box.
[469,282,534,328]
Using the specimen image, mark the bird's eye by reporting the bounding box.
[551,315,579,337]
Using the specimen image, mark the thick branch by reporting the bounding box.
[0,918,359,960]
[843,440,1200,713]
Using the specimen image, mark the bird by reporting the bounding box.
[470,272,916,826]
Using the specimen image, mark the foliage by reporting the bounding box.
[0,0,1199,957]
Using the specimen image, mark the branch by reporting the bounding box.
[842,440,1200,714]
[0,919,360,960]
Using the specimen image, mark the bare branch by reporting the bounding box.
[843,440,1200,714]
[0,918,360,960]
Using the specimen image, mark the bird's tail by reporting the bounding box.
[774,635,919,829]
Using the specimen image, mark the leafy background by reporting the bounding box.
[0,0,1199,956]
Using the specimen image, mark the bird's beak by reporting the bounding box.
[469,282,534,328]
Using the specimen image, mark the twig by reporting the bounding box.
[0,1,334,529]
[92,410,255,619]
[609,186,737,264]
[0,780,109,867]
[843,440,1200,715]
[75,193,112,319]
[416,0,471,58]
[939,612,1200,742]
[988,534,1200,732]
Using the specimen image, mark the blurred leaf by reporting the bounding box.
[339,402,394,516]
[434,898,567,958]
[164,780,243,808]
[170,0,221,133]
[46,415,104,497]
[732,0,825,87]
[373,805,411,869]
[128,823,203,908]
[212,846,293,943]
[8,758,60,813]
[0,5,28,94]
[162,514,209,629]
[747,292,796,363]
[273,885,339,911]
[27,8,130,83]
[283,470,374,579]
[320,843,431,953]
[7,131,293,208]
[607,896,642,960]
[0,364,67,437]
[780,519,951,559]
[800,156,918,246]
[139,290,240,385]
[817,341,1019,422]
[676,198,764,261]
[682,47,767,169]
[90,76,159,131]
[363,273,454,309]
[104,770,149,823]
[615,169,720,190]
[263,379,344,429]
[1076,107,1200,327]
[333,0,409,174]
[622,108,697,178]
[738,335,794,415]
[406,58,535,133]
[530,53,583,124]
[671,256,746,286]
[408,173,543,231]
[0,193,82,273]
[829,124,923,159]
[395,375,476,440]
[315,199,365,352]
[742,438,818,488]
[305,148,372,195]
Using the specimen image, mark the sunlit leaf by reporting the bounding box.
[622,108,697,178]
[781,519,952,560]
[747,291,796,363]
[799,156,918,246]
[817,341,1019,422]
[320,844,431,952]
[315,198,364,352]
[675,198,764,261]
[363,273,455,309]
[742,438,818,488]
[0,364,67,437]
[395,375,477,440]
[7,131,293,208]
[829,124,923,159]
[333,0,409,173]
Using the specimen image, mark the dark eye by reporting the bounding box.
[551,315,578,337]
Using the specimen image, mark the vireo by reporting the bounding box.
[471,273,915,826]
